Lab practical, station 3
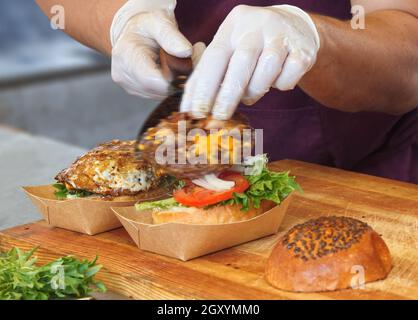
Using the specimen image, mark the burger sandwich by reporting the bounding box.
[54,140,169,201]
[136,113,301,225]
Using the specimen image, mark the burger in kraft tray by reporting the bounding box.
[112,112,301,260]
[23,140,173,235]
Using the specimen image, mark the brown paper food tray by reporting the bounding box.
[22,185,171,235]
[112,194,293,261]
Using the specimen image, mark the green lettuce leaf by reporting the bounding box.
[53,183,93,200]
[221,169,302,211]
[135,197,183,211]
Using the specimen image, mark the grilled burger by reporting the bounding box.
[55,140,158,197]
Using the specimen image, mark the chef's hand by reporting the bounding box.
[180,5,321,119]
[110,0,204,100]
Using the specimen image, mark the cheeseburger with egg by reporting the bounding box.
[54,140,167,200]
[136,113,301,225]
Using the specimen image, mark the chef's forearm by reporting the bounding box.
[300,10,418,115]
[35,0,126,55]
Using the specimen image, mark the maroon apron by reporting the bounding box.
[176,0,418,184]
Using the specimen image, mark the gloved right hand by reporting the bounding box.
[110,0,200,100]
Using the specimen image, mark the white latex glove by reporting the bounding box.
[110,0,204,100]
[180,5,321,119]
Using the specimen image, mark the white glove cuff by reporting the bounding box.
[272,4,321,49]
[110,0,177,47]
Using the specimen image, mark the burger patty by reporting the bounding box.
[138,112,253,179]
[55,140,158,196]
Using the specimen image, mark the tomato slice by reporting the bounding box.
[173,171,249,208]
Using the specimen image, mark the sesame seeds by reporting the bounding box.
[282,216,370,261]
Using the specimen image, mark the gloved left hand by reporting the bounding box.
[180,4,321,120]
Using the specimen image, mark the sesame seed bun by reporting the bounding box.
[265,216,392,292]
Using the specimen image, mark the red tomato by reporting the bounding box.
[173,171,249,208]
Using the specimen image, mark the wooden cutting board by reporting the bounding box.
[1,160,418,300]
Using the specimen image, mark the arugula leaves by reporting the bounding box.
[53,183,93,200]
[0,247,106,300]
[221,169,302,211]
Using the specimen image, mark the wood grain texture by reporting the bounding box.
[1,160,417,300]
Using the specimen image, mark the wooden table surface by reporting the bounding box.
[1,160,418,300]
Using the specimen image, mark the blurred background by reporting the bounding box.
[0,1,159,229]
[0,0,158,148]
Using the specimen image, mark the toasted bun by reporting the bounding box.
[265,216,392,292]
[152,200,276,225]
